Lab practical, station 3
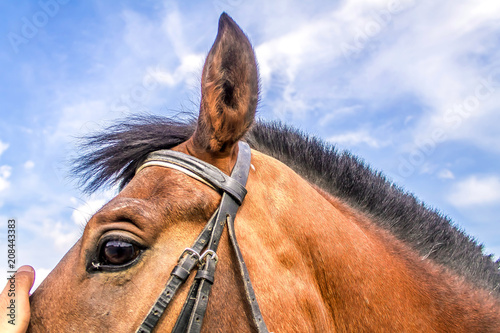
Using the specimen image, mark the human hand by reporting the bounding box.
[0,266,35,333]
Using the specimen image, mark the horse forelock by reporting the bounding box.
[71,115,500,296]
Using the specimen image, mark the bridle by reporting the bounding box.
[134,141,269,333]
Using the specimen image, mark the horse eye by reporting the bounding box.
[99,240,140,266]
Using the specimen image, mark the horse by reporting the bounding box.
[28,13,500,332]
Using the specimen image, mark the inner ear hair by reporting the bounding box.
[193,13,259,154]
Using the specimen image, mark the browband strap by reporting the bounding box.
[136,147,247,205]
[135,142,269,333]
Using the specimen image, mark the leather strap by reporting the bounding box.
[173,142,252,333]
[173,191,238,333]
[137,149,247,205]
[135,142,269,333]
[136,210,219,333]
[227,214,268,332]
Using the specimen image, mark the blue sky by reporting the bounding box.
[0,0,499,288]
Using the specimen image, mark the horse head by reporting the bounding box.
[29,13,265,332]
[28,13,500,333]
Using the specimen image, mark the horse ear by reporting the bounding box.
[192,13,259,154]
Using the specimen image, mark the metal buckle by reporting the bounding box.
[199,250,218,265]
[180,248,200,261]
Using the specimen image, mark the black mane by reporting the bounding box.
[73,116,500,295]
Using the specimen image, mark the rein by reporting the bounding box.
[135,142,269,333]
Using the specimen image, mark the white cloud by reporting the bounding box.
[352,0,500,152]
[327,129,386,148]
[41,218,81,252]
[70,190,114,227]
[24,160,35,170]
[319,106,362,126]
[438,169,455,180]
[32,267,53,291]
[0,165,12,192]
[448,175,500,206]
[151,54,204,88]
[248,0,500,151]
[252,0,421,120]
[0,141,8,157]
[41,7,208,153]
[0,166,11,179]
[419,162,436,175]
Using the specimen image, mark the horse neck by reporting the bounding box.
[241,150,500,332]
